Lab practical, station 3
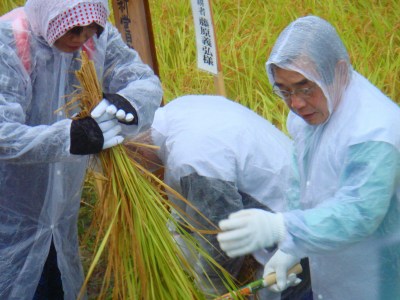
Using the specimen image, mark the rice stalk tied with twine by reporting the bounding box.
[73,52,241,299]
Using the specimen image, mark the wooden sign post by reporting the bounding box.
[111,0,159,76]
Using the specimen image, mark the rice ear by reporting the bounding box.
[74,52,241,299]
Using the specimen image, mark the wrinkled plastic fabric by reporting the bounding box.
[0,2,162,299]
[180,173,246,295]
[266,15,352,118]
[266,16,400,299]
[152,95,293,214]
[151,95,293,292]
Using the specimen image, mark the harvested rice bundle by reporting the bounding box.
[74,52,240,299]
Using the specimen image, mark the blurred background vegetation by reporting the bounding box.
[148,0,399,132]
[2,0,399,131]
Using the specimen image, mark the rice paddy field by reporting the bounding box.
[2,0,399,131]
[1,0,399,298]
[147,0,399,132]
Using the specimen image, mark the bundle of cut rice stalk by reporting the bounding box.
[73,52,241,299]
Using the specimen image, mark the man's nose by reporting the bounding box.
[289,94,307,110]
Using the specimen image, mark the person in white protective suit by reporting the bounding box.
[128,95,312,299]
[0,0,162,299]
[217,16,400,300]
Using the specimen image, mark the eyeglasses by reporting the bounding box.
[272,84,316,101]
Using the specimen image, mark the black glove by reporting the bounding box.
[103,93,138,125]
[70,117,104,155]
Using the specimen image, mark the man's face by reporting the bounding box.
[273,67,329,125]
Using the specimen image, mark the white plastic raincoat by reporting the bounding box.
[151,95,293,296]
[152,95,292,222]
[0,1,162,299]
[266,16,400,299]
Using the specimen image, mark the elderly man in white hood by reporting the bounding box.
[0,0,162,299]
[217,16,400,300]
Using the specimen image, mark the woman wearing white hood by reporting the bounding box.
[217,16,400,299]
[0,0,162,299]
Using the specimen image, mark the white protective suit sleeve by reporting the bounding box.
[0,21,162,164]
[101,24,162,139]
[0,2,162,299]
[281,141,400,257]
[0,49,71,163]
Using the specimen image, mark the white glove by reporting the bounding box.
[264,249,302,293]
[92,108,124,149]
[97,119,123,149]
[91,98,135,123]
[217,209,286,258]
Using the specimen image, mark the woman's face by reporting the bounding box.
[53,23,99,53]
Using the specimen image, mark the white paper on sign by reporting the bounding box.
[190,0,218,75]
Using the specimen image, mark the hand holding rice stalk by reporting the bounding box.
[72,52,240,299]
[214,263,303,299]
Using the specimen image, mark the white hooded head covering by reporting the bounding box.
[24,0,109,45]
[266,16,352,119]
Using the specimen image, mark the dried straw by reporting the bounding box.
[74,52,240,299]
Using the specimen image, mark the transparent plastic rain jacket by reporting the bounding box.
[0,1,162,299]
[151,95,293,294]
[266,16,400,299]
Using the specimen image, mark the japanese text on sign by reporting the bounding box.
[116,0,134,48]
[190,0,218,75]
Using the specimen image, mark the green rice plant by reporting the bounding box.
[149,0,399,132]
[0,0,23,15]
[73,53,240,299]
[2,1,398,297]
[3,0,398,129]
